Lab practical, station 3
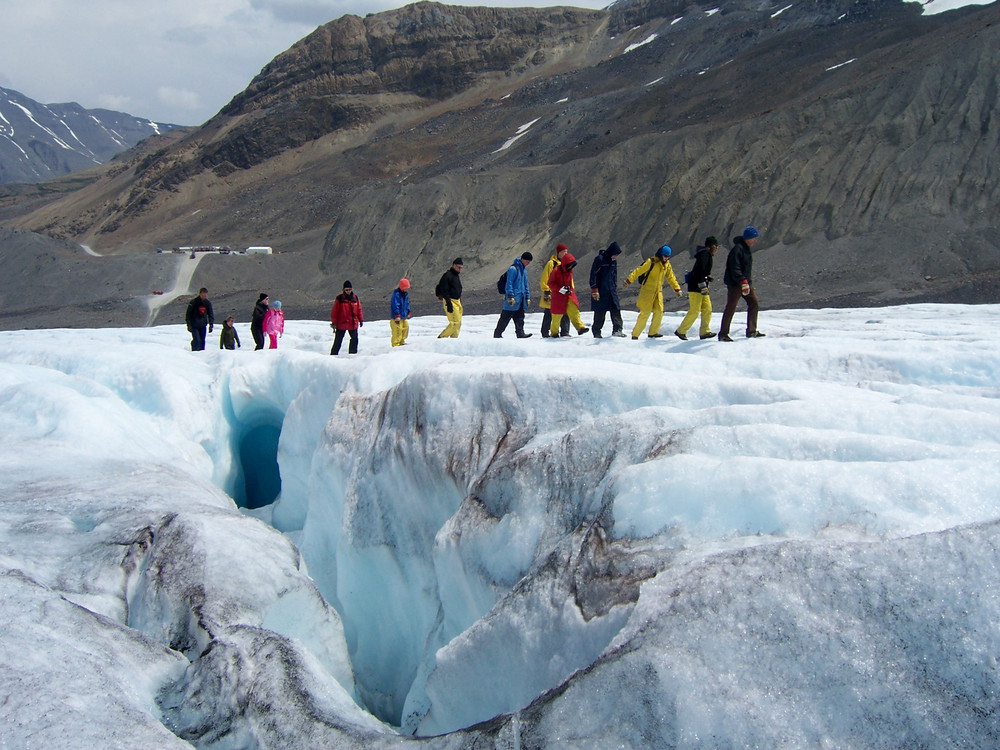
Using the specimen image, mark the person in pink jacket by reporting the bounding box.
[263,300,285,349]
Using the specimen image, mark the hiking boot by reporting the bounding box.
[673,330,687,340]
[494,334,503,338]
[700,332,716,339]
[631,336,639,340]
[746,331,766,338]
[577,327,589,335]
[648,333,663,339]
[613,331,627,338]
[718,334,734,342]
[517,333,533,339]
[593,332,603,338]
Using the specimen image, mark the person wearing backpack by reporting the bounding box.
[390,278,411,347]
[539,245,571,338]
[546,249,589,337]
[185,287,214,351]
[623,245,682,339]
[674,236,719,340]
[589,241,625,338]
[493,252,533,339]
[435,258,464,338]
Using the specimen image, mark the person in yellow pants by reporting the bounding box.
[675,236,719,340]
[390,278,411,346]
[435,258,464,338]
[546,250,589,337]
[624,245,682,339]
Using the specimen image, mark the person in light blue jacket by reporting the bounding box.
[493,252,534,338]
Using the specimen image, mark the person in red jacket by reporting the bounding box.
[546,250,589,338]
[330,280,364,355]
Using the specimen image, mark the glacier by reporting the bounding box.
[1,304,999,748]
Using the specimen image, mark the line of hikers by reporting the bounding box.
[439,225,764,342]
[184,226,763,352]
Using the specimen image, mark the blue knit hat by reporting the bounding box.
[273,300,282,309]
[656,245,672,258]
[743,225,760,240]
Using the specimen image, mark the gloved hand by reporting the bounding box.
[446,302,453,313]
[701,288,711,296]
[208,325,214,333]
[506,296,516,306]
[559,286,570,295]
[187,325,192,332]
[331,323,335,329]
[740,280,750,297]
[675,288,683,297]
[591,289,600,301]
[543,291,551,303]
[394,315,401,321]
[623,278,631,287]
[359,321,363,328]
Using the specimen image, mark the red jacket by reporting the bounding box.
[331,292,363,330]
[546,252,579,315]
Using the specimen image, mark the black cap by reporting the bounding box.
[705,236,718,247]
[521,252,533,262]
[452,257,463,266]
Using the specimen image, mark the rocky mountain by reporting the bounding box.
[1,0,999,330]
[0,86,181,184]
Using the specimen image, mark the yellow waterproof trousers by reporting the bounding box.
[676,292,713,337]
[549,301,586,337]
[631,295,664,338]
[438,299,463,338]
[391,318,409,346]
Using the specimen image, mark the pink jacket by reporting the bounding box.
[263,309,284,335]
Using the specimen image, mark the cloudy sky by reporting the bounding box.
[0,0,608,127]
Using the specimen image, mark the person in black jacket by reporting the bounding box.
[589,242,625,338]
[185,288,214,351]
[674,236,719,340]
[435,258,464,338]
[250,293,269,350]
[718,226,763,342]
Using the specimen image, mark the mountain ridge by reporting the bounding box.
[1,0,998,330]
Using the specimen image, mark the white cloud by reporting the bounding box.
[157,86,203,115]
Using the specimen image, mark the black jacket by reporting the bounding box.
[686,246,714,293]
[251,300,269,330]
[436,268,463,301]
[186,296,214,328]
[723,237,753,288]
[589,242,622,312]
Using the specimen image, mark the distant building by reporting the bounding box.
[245,246,273,255]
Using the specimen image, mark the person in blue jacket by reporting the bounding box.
[390,278,411,347]
[589,241,625,338]
[493,252,534,338]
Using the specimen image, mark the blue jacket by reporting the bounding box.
[390,288,410,319]
[503,258,531,311]
[589,242,622,312]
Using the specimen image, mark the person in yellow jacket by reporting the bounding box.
[623,245,683,339]
[539,244,571,338]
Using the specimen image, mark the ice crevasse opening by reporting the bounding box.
[217,353,653,735]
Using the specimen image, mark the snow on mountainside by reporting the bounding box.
[1,305,999,747]
[0,86,181,184]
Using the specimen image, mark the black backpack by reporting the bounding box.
[636,259,653,286]
[497,270,508,295]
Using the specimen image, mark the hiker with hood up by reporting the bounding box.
[390,279,411,347]
[539,245,571,337]
[546,248,590,337]
[494,251,534,338]
[330,281,364,354]
[623,245,682,339]
[675,236,719,340]
[589,241,626,338]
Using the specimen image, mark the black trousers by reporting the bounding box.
[331,328,358,355]
[494,307,527,337]
[190,325,207,351]
[251,323,265,350]
[592,306,623,336]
